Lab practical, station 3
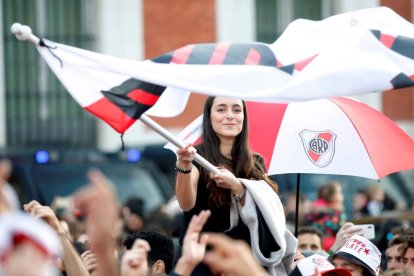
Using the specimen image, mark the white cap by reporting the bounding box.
[0,212,62,261]
[332,234,381,275]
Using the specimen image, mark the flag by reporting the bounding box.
[35,6,414,133]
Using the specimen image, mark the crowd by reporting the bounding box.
[0,96,414,276]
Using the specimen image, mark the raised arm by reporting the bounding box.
[175,144,200,211]
[74,169,121,276]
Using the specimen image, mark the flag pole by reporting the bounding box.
[11,22,220,175]
[10,23,39,44]
[139,114,220,174]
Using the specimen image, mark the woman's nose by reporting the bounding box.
[226,111,234,119]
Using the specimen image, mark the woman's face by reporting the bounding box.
[210,97,244,141]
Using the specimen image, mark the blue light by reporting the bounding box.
[126,149,141,162]
[35,150,50,164]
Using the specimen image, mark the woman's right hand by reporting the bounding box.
[176,144,197,169]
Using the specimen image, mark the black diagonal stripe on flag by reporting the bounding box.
[370,29,381,40]
[151,42,279,69]
[223,43,277,66]
[151,52,173,64]
[371,29,414,60]
[252,44,278,66]
[390,73,414,89]
[186,44,217,64]
[390,35,414,60]
[222,43,259,64]
[278,64,295,74]
[101,78,166,119]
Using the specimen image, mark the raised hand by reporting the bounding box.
[81,250,98,275]
[120,239,151,276]
[204,233,268,276]
[174,210,211,275]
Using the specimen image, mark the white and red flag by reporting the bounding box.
[28,6,414,134]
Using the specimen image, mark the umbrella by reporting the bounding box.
[247,97,414,179]
[167,97,414,234]
[246,97,414,235]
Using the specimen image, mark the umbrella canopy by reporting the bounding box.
[166,97,414,180]
[247,97,414,180]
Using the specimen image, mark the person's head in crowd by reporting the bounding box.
[382,268,414,276]
[392,225,414,239]
[123,196,145,234]
[352,190,367,220]
[365,185,384,203]
[284,193,312,230]
[297,226,324,254]
[330,234,381,276]
[386,235,412,271]
[123,231,174,274]
[0,212,62,276]
[144,208,172,237]
[290,254,351,276]
[315,181,344,210]
[402,239,414,269]
[362,185,385,216]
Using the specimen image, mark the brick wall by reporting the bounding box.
[143,0,215,127]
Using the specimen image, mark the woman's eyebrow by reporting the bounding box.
[215,103,227,107]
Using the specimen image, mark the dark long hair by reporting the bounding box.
[200,96,278,207]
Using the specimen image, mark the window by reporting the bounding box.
[3,0,96,148]
[256,0,323,43]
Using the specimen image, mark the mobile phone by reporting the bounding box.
[357,224,375,240]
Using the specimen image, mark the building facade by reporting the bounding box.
[1,0,412,152]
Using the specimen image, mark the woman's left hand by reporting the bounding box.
[210,168,244,195]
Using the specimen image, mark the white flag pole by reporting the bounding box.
[11,23,220,175]
[10,23,39,44]
[139,115,219,174]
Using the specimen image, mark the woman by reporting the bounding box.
[304,181,346,251]
[175,96,296,275]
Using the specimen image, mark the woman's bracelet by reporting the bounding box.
[175,162,192,174]
[233,187,246,201]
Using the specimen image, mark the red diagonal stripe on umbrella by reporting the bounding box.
[247,102,287,170]
[318,131,333,142]
[307,147,322,163]
[332,97,414,178]
[306,132,333,163]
